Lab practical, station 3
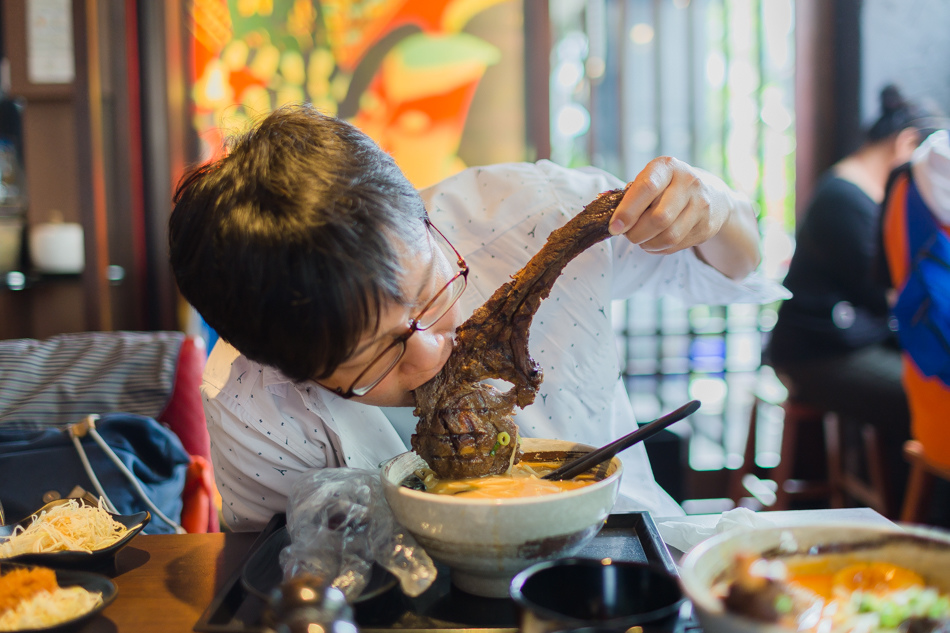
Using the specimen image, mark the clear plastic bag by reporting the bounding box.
[278,468,436,601]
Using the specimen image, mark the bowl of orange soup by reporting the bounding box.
[379,437,622,598]
[679,523,950,633]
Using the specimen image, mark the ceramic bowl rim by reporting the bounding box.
[379,439,623,506]
[679,522,950,620]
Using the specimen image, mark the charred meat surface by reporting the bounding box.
[410,187,627,479]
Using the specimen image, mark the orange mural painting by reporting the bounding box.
[189,0,508,188]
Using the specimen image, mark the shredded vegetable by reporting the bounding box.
[0,584,102,631]
[0,500,129,558]
[0,568,57,613]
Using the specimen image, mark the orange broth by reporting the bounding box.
[425,461,601,499]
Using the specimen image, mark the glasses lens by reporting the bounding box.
[350,341,405,396]
[416,273,467,330]
[347,220,466,397]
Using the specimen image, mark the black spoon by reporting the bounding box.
[542,399,702,481]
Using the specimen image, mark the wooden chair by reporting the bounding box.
[824,412,890,516]
[730,392,832,510]
[901,440,950,523]
[732,389,890,515]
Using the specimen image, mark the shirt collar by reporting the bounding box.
[262,364,295,388]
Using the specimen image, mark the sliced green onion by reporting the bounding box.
[490,431,511,457]
[774,594,793,615]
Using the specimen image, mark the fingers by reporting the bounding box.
[609,157,675,236]
[639,210,709,253]
[610,157,717,253]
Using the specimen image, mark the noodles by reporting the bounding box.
[428,474,593,498]
[407,446,610,499]
[0,568,102,631]
[423,460,599,499]
[504,431,520,474]
[0,500,129,558]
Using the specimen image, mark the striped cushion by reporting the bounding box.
[0,331,184,430]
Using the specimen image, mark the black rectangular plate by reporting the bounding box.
[194,512,700,633]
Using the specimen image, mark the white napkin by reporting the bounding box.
[913,129,950,225]
[657,507,776,554]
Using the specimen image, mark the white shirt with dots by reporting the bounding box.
[202,160,789,531]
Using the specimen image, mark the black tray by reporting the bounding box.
[195,512,701,633]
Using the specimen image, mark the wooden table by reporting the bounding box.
[81,532,258,633]
[74,508,894,632]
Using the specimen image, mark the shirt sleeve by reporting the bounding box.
[541,160,789,306]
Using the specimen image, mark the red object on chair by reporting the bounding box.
[181,456,215,533]
[158,336,210,460]
[157,336,218,532]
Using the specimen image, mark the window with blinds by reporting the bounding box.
[549,0,796,507]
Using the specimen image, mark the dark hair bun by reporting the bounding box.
[880,84,907,114]
[866,83,927,142]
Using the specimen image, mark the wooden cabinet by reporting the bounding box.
[0,0,189,339]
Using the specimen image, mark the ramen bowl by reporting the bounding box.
[679,523,950,633]
[379,438,622,598]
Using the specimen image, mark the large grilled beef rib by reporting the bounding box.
[410,186,627,479]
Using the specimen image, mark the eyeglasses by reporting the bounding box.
[330,219,468,398]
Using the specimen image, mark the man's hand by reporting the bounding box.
[608,156,761,279]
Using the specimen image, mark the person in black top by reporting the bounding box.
[767,85,941,514]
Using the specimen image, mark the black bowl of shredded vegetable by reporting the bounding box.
[0,498,149,569]
[0,562,117,631]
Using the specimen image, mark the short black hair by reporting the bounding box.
[169,105,426,382]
